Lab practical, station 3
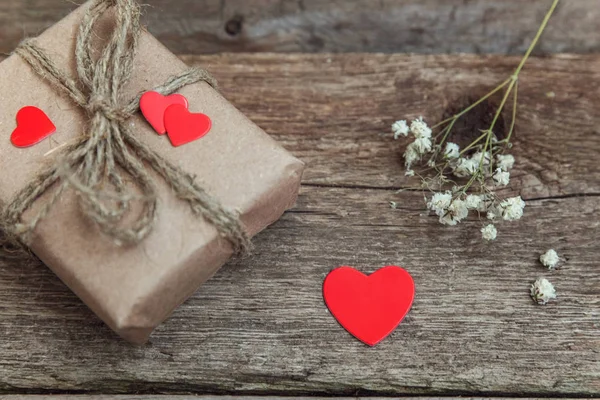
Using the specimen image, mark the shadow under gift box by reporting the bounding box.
[0,2,304,344]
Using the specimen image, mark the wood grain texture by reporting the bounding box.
[7,398,593,400]
[196,53,600,198]
[3,398,596,400]
[0,53,599,396]
[0,0,598,55]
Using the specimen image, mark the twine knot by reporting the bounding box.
[87,96,131,122]
[2,0,251,255]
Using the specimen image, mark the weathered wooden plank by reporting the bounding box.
[189,53,600,199]
[0,187,598,395]
[0,0,598,55]
[0,54,598,396]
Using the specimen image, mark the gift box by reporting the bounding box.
[0,0,304,343]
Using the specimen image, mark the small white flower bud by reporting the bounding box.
[444,142,460,159]
[497,154,515,171]
[530,278,557,305]
[493,168,510,187]
[540,249,560,269]
[392,120,409,139]
[410,117,432,139]
[452,158,477,178]
[413,137,433,154]
[439,199,469,226]
[404,143,420,168]
[500,196,526,221]
[481,224,497,241]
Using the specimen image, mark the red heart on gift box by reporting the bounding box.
[164,104,212,147]
[140,91,189,135]
[323,266,415,346]
[11,106,57,148]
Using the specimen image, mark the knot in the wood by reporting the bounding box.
[225,15,244,36]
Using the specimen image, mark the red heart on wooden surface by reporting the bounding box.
[164,104,212,147]
[11,106,57,148]
[140,91,189,135]
[323,266,415,346]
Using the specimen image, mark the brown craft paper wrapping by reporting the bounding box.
[0,2,304,344]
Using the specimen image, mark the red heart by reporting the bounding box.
[323,266,415,346]
[140,91,188,135]
[11,106,57,148]
[164,104,212,147]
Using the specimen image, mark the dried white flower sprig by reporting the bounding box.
[393,115,526,240]
[391,0,559,241]
[530,278,557,305]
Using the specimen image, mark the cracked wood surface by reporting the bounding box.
[0,53,599,396]
[0,0,598,55]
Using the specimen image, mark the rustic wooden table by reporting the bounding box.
[0,0,599,398]
[0,52,598,398]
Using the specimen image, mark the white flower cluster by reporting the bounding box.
[426,191,468,226]
[540,249,560,269]
[444,143,460,159]
[391,120,409,140]
[530,278,557,305]
[481,224,497,241]
[497,154,515,171]
[499,196,526,221]
[392,118,433,176]
[391,117,525,242]
[450,151,514,185]
[426,191,525,240]
[393,119,516,184]
[493,168,510,187]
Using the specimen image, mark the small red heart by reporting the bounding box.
[11,106,57,148]
[140,91,189,135]
[164,104,212,147]
[323,266,415,346]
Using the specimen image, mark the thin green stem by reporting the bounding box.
[455,78,511,120]
[432,116,457,130]
[480,130,493,170]
[454,0,558,188]
[489,79,516,136]
[505,81,519,145]
[437,118,457,148]
[513,0,560,77]
[434,0,558,141]
[462,172,479,194]
[458,131,488,156]
[431,78,512,131]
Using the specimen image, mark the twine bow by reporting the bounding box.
[1,0,250,254]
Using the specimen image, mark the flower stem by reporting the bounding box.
[433,0,559,150]
[432,78,511,131]
[458,131,488,156]
[513,0,560,77]
[504,81,519,146]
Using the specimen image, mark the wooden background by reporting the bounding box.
[0,0,598,55]
[0,0,599,399]
[1,52,599,397]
